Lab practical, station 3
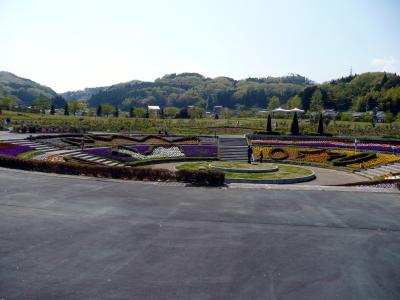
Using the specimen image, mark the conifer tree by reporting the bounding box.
[317,113,324,135]
[266,114,272,132]
[64,103,69,116]
[290,112,300,135]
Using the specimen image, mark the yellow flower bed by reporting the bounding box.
[347,154,400,169]
[253,146,400,169]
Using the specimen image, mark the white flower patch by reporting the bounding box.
[117,146,184,160]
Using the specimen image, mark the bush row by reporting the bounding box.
[176,169,225,186]
[0,155,225,186]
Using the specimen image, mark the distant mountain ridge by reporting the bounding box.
[1,71,399,115]
[0,71,57,105]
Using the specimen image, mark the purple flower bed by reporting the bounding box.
[125,145,153,154]
[84,147,135,162]
[0,143,32,157]
[180,145,218,157]
[253,140,400,153]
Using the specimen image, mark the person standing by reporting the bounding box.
[247,145,253,164]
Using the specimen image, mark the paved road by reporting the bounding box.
[0,168,399,300]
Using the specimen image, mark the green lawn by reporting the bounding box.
[177,161,313,180]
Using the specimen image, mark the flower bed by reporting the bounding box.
[253,146,398,169]
[0,142,32,157]
[180,145,218,157]
[84,147,136,162]
[252,139,400,153]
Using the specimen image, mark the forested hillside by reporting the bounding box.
[0,71,57,105]
[87,73,312,110]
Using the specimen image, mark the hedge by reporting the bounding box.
[0,155,225,186]
[332,152,377,166]
[176,169,225,186]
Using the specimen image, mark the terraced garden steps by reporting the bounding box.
[219,137,249,161]
[63,150,126,167]
[2,138,58,152]
[356,162,400,179]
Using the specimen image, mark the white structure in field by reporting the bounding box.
[148,105,160,117]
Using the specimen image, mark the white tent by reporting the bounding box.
[271,107,304,113]
[291,108,305,113]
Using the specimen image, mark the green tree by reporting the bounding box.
[286,95,303,109]
[64,103,69,116]
[69,100,86,115]
[177,108,189,119]
[133,107,146,118]
[222,108,232,119]
[310,89,324,112]
[50,103,55,115]
[32,97,51,110]
[317,113,324,135]
[96,105,102,117]
[165,107,180,118]
[290,112,300,135]
[114,106,119,118]
[267,96,281,110]
[0,97,17,110]
[266,114,272,132]
[192,106,205,118]
[101,104,114,116]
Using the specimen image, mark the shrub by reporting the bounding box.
[175,169,225,186]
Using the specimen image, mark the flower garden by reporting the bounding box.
[251,137,400,170]
[1,133,400,188]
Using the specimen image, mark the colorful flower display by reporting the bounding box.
[180,145,218,157]
[252,139,400,153]
[84,147,135,162]
[0,142,32,157]
[253,145,400,169]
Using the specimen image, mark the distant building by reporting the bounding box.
[352,112,365,122]
[375,111,386,123]
[322,109,338,120]
[213,106,223,116]
[148,105,160,117]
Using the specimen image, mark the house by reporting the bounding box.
[322,109,338,119]
[148,105,160,117]
[375,111,386,123]
[352,112,365,122]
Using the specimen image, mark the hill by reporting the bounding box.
[61,87,107,102]
[87,73,312,110]
[0,71,57,105]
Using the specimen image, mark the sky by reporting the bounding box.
[0,0,399,93]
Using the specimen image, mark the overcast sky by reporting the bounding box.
[0,0,399,92]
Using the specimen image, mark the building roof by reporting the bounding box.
[148,105,160,110]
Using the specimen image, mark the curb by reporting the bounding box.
[209,164,279,173]
[225,171,316,184]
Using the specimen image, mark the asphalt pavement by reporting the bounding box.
[0,168,399,300]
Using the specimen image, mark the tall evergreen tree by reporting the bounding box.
[64,103,69,116]
[290,112,300,135]
[266,114,272,132]
[114,106,119,118]
[96,105,102,117]
[129,107,134,118]
[50,103,55,115]
[317,113,324,135]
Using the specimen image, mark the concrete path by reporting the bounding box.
[0,168,399,299]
